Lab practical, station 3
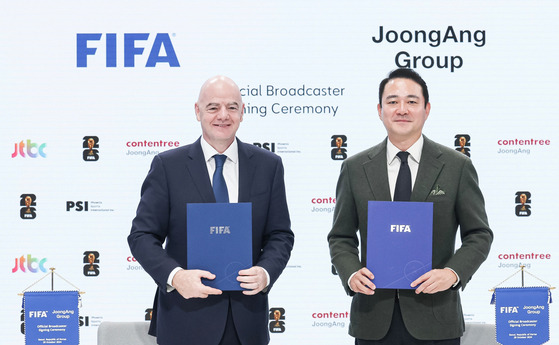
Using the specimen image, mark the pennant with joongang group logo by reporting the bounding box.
[492,287,551,345]
[23,291,80,345]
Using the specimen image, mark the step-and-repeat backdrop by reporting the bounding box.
[2,1,557,344]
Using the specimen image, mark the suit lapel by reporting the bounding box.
[237,139,255,203]
[412,136,444,202]
[184,138,215,202]
[363,139,391,201]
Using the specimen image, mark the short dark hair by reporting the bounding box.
[378,68,429,108]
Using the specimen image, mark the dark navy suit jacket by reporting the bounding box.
[128,138,294,345]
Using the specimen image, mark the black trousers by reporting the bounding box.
[356,298,460,345]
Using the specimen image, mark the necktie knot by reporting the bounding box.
[397,151,410,164]
[214,154,227,168]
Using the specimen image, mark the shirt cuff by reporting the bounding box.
[444,267,460,287]
[167,267,182,292]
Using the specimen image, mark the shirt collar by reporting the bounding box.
[387,135,424,165]
[200,137,239,164]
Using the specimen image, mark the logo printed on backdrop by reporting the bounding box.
[20,194,37,219]
[311,311,348,328]
[83,136,100,161]
[125,139,180,157]
[83,251,100,276]
[269,307,286,333]
[331,135,347,160]
[515,191,531,217]
[371,25,486,72]
[76,33,180,67]
[454,134,471,157]
[311,196,336,214]
[12,254,47,273]
[11,140,47,158]
[127,256,144,271]
[497,138,551,155]
[253,142,275,152]
[145,308,153,321]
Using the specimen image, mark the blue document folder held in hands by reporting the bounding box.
[366,201,433,289]
[187,202,252,291]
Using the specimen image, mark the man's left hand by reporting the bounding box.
[237,266,267,295]
[410,268,458,294]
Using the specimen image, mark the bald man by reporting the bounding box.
[129,76,294,345]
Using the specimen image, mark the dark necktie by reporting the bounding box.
[394,151,411,201]
[212,154,229,203]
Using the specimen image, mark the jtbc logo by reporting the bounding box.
[77,33,180,67]
[67,201,89,212]
[269,308,286,333]
[83,136,100,161]
[83,251,100,276]
[454,134,471,157]
[20,194,37,219]
[12,255,47,273]
[12,140,47,158]
[515,191,531,217]
[253,142,275,152]
[331,135,347,160]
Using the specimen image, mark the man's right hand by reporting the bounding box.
[349,267,376,295]
[171,269,223,299]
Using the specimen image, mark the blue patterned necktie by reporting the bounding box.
[394,151,411,201]
[212,154,229,203]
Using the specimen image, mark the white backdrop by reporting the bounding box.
[1,1,558,344]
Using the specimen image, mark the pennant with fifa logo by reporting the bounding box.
[491,287,551,345]
[23,291,80,345]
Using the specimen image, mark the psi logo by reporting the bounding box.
[20,194,37,219]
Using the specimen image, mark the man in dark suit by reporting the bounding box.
[128,76,294,345]
[328,68,493,344]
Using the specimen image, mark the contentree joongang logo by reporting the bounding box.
[125,139,181,157]
[12,140,46,158]
[497,138,551,155]
[77,33,180,68]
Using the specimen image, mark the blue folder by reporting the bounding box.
[187,203,252,290]
[366,201,433,289]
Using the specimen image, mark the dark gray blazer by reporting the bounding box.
[328,135,493,341]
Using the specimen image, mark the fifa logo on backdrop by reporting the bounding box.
[331,135,347,160]
[454,134,471,157]
[12,140,47,158]
[83,136,100,161]
[515,191,531,217]
[83,251,100,276]
[269,307,286,333]
[76,33,180,67]
[20,194,37,219]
